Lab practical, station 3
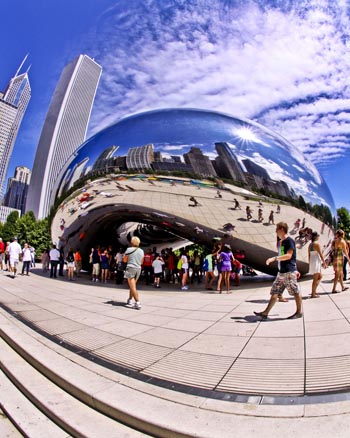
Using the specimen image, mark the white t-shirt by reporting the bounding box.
[8,241,22,260]
[152,258,164,274]
[22,248,32,262]
[49,248,60,261]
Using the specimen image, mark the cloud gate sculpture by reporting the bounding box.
[51,108,335,275]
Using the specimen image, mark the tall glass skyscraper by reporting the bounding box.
[26,54,102,219]
[0,56,31,201]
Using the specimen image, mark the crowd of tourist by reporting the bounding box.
[0,237,36,278]
[1,219,349,315]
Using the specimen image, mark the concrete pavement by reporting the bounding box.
[1,266,350,437]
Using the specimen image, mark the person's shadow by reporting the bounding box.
[231,315,285,323]
[104,300,127,307]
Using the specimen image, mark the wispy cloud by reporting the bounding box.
[85,0,350,172]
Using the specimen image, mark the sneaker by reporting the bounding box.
[181,286,188,290]
[134,302,142,310]
[125,299,134,307]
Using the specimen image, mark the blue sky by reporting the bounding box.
[1,0,349,210]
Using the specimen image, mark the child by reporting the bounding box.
[152,254,164,288]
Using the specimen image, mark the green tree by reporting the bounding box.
[0,211,51,256]
[337,207,350,238]
[17,211,36,244]
[29,218,52,256]
[1,211,19,242]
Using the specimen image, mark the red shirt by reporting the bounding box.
[0,241,5,253]
[167,254,175,270]
[143,253,153,266]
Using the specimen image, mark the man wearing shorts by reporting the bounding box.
[8,237,22,278]
[254,221,302,320]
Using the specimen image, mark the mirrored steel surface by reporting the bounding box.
[52,109,335,274]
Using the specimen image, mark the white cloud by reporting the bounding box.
[85,0,350,176]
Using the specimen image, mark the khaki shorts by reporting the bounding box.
[124,266,141,281]
[92,263,100,276]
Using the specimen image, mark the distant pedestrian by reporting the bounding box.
[124,237,144,309]
[218,244,235,294]
[8,237,22,278]
[203,253,215,290]
[0,238,5,270]
[21,243,32,275]
[331,229,349,294]
[49,244,60,279]
[189,196,199,207]
[246,206,253,221]
[152,254,164,288]
[74,249,82,277]
[100,248,109,284]
[90,246,101,282]
[233,198,241,210]
[143,248,154,285]
[66,248,75,281]
[180,250,189,290]
[308,232,327,298]
[41,250,50,272]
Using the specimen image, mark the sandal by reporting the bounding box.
[287,312,303,319]
[342,287,349,292]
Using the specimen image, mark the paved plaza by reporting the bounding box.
[1,266,350,437]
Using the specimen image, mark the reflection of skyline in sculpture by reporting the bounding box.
[54,108,335,214]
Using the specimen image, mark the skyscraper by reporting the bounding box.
[214,142,247,183]
[4,166,31,214]
[183,147,217,177]
[0,56,31,201]
[26,54,102,219]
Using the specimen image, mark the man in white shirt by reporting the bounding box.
[49,244,61,278]
[8,237,22,278]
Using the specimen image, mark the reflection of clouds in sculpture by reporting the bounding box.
[231,148,328,206]
[161,145,188,152]
[292,164,305,173]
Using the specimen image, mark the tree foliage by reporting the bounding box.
[337,207,350,238]
[1,211,51,256]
